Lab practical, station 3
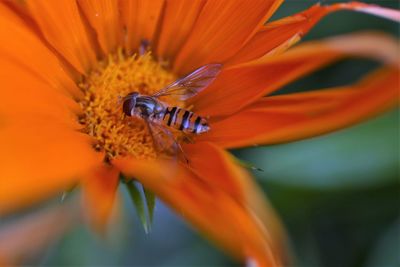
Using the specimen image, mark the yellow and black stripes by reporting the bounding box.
[162,107,209,134]
[163,106,178,126]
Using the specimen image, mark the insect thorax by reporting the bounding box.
[123,93,164,118]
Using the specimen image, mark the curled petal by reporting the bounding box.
[82,164,120,231]
[203,66,399,148]
[114,146,287,266]
[191,32,399,118]
[228,2,400,65]
[0,117,103,215]
[338,1,400,22]
[325,32,399,65]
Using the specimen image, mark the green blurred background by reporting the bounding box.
[25,0,400,266]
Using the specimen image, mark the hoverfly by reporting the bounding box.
[121,63,222,160]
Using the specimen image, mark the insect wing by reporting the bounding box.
[152,63,222,101]
[145,119,179,158]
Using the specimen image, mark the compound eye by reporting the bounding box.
[123,98,135,116]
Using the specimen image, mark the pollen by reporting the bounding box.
[78,50,177,160]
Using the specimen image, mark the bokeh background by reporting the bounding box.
[2,0,399,266]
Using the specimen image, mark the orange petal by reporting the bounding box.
[0,205,77,266]
[25,0,97,74]
[82,164,119,232]
[0,3,82,98]
[119,0,165,54]
[191,32,399,117]
[78,0,122,55]
[0,117,103,215]
[173,0,283,74]
[228,2,400,65]
[0,60,80,127]
[183,142,245,199]
[184,142,287,264]
[114,149,287,266]
[203,66,399,148]
[155,0,206,61]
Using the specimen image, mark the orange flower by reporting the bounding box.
[0,0,399,266]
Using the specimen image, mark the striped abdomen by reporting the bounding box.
[160,107,209,134]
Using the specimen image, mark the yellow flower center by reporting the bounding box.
[78,50,180,160]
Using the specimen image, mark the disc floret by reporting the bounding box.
[78,50,178,160]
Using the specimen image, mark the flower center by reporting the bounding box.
[78,50,179,160]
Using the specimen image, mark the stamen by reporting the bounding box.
[78,49,179,160]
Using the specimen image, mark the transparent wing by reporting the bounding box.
[145,119,189,162]
[145,120,189,163]
[152,63,222,101]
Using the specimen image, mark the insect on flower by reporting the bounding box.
[0,0,398,266]
[121,63,221,159]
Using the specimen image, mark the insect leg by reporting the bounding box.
[174,139,189,164]
[181,132,195,144]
